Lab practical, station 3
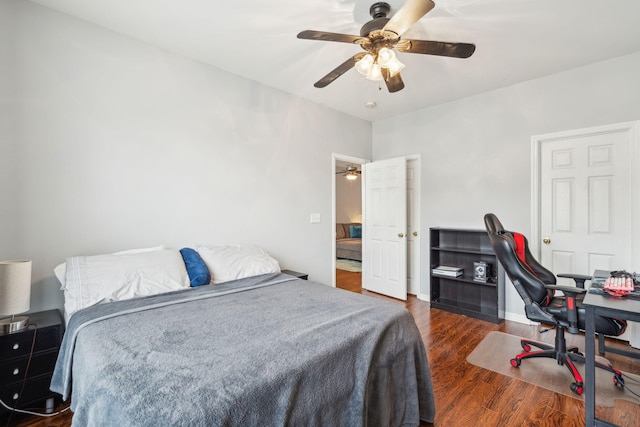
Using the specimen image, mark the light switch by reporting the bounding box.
[310,213,321,224]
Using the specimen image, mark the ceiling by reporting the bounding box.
[336,160,362,170]
[29,0,640,122]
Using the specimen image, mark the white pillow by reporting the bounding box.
[63,249,189,321]
[195,245,280,284]
[54,245,165,290]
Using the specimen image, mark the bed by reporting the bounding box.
[51,246,434,426]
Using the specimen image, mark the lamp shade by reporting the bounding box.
[0,260,32,316]
[355,54,374,76]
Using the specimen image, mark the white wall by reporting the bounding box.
[373,51,640,319]
[335,175,362,224]
[0,0,372,314]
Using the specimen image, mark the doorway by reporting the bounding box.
[531,121,640,274]
[531,120,640,346]
[332,154,421,298]
[333,155,366,292]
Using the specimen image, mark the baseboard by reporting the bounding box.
[504,312,535,325]
[416,293,430,302]
[413,295,535,323]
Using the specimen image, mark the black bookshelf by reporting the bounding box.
[430,228,505,323]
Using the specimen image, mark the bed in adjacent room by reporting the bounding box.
[51,246,434,426]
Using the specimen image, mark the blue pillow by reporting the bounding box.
[180,248,211,287]
[350,225,362,238]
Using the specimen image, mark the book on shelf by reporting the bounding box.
[432,265,463,277]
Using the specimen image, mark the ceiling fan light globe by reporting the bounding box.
[366,63,384,81]
[377,47,396,67]
[345,173,358,181]
[385,57,405,77]
[355,54,374,76]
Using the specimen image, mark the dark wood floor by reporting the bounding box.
[336,268,362,293]
[341,270,640,426]
[6,271,639,426]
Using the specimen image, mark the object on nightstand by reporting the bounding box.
[0,260,32,335]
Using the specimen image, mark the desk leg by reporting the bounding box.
[585,305,596,426]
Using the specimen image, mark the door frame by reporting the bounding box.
[332,153,422,295]
[405,155,421,297]
[332,153,369,288]
[530,120,640,268]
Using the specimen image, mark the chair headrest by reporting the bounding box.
[484,213,505,235]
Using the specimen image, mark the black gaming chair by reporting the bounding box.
[483,213,626,395]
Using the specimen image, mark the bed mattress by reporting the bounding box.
[52,273,434,426]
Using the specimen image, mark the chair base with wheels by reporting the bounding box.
[510,326,624,395]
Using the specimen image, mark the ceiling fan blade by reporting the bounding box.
[381,69,405,93]
[383,0,435,36]
[397,39,476,58]
[314,53,366,88]
[297,30,363,44]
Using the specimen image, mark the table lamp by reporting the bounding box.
[0,260,32,335]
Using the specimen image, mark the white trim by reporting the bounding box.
[417,293,430,302]
[505,312,537,325]
[530,120,640,266]
[332,153,368,288]
[630,122,640,272]
[530,136,542,259]
[406,154,421,297]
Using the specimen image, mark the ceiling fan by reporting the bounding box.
[297,0,475,93]
[336,163,362,180]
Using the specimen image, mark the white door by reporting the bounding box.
[537,125,635,283]
[362,157,407,300]
[406,158,421,295]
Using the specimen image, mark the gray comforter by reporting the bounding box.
[51,273,435,426]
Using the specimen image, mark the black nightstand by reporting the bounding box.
[0,309,64,414]
[281,269,308,280]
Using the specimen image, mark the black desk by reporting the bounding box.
[584,291,640,426]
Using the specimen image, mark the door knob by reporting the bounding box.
[543,237,551,244]
[413,231,418,237]
[398,233,404,238]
